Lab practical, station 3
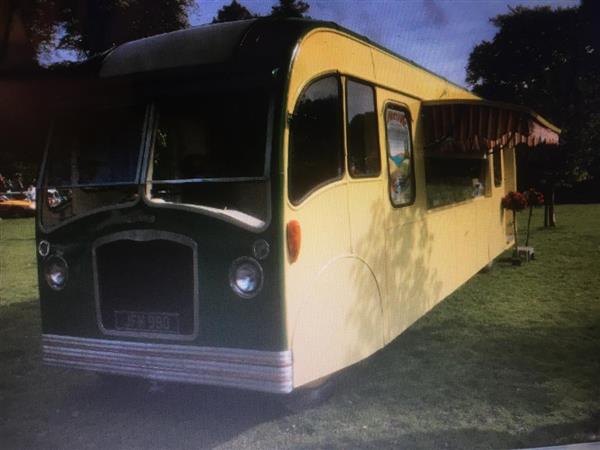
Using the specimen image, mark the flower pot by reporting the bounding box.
[517,246,535,261]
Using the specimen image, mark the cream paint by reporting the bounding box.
[283,28,517,388]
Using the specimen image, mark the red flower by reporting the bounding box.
[501,191,528,212]
[525,188,544,207]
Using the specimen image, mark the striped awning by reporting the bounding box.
[422,100,560,153]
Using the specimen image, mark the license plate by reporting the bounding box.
[114,311,180,334]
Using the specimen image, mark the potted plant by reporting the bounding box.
[501,191,528,264]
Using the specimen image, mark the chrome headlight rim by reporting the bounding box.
[44,255,69,291]
[38,240,50,257]
[229,256,263,299]
[252,239,270,260]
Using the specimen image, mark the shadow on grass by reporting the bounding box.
[37,378,292,450]
[305,417,600,450]
[0,299,292,450]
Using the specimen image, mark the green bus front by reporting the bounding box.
[36,63,294,393]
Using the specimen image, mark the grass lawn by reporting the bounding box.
[0,206,599,449]
[0,218,37,306]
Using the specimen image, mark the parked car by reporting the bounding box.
[0,192,36,218]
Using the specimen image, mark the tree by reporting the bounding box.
[1,0,56,68]
[58,0,195,58]
[0,1,195,190]
[11,0,194,60]
[270,0,310,18]
[466,1,600,226]
[212,0,256,23]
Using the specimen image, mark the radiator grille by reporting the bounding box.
[94,234,197,339]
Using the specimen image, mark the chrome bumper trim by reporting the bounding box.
[42,334,293,394]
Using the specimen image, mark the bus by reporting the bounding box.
[37,18,559,396]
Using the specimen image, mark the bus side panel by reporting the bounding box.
[384,214,446,341]
[283,30,385,387]
[370,47,479,102]
[291,254,383,387]
[383,129,509,343]
[283,181,385,387]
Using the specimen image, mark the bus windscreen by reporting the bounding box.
[40,105,145,229]
[40,89,271,230]
[45,105,146,188]
[150,91,268,181]
[146,90,271,229]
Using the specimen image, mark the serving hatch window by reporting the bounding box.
[425,154,488,209]
[147,90,271,229]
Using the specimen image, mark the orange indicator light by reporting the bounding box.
[286,220,301,263]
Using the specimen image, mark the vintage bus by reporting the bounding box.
[37,18,559,396]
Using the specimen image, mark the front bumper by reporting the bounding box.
[42,334,293,393]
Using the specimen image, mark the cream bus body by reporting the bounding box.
[283,28,517,388]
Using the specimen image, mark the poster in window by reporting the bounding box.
[386,108,412,205]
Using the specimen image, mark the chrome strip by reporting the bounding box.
[92,230,200,342]
[42,334,293,394]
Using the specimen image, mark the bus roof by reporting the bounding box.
[99,18,472,95]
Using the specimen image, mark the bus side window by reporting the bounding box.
[385,105,415,207]
[288,76,344,205]
[346,79,380,177]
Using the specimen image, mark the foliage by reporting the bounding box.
[501,191,528,212]
[212,0,255,23]
[466,6,578,127]
[270,0,310,18]
[466,1,600,225]
[15,0,195,59]
[7,0,55,63]
[212,0,311,23]
[501,191,527,248]
[524,188,544,207]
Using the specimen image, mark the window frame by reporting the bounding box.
[145,90,272,185]
[287,73,345,206]
[139,96,275,232]
[493,146,503,188]
[424,153,490,209]
[383,101,416,208]
[344,77,381,179]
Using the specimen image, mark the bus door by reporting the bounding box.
[377,91,425,343]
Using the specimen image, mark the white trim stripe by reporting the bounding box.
[42,334,293,393]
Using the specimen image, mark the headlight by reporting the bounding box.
[229,257,263,298]
[44,256,68,291]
